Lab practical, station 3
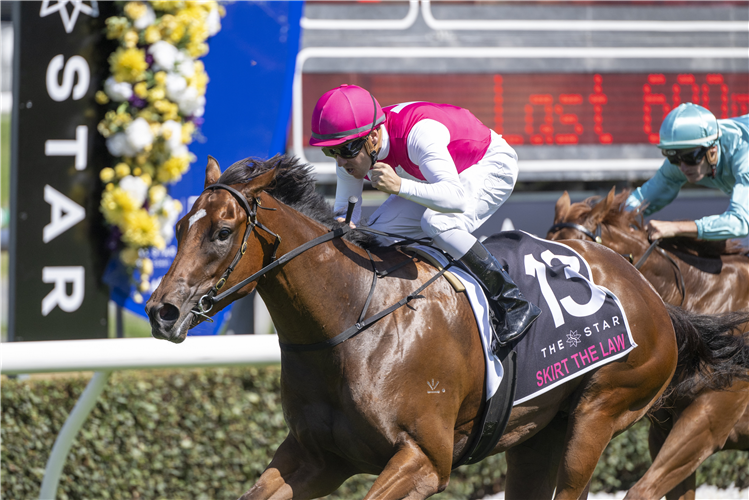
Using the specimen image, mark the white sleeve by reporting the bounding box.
[397,119,468,213]
[333,165,364,223]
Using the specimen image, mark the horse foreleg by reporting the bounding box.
[625,389,749,500]
[239,434,352,500]
[362,440,448,500]
[505,415,567,500]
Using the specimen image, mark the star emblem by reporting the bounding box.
[40,0,99,34]
[566,330,582,348]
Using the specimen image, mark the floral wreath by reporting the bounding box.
[96,1,224,303]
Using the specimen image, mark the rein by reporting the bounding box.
[548,221,686,306]
[191,184,450,351]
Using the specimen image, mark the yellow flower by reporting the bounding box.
[134,82,148,99]
[152,1,184,13]
[140,173,152,186]
[100,167,115,183]
[148,88,166,102]
[141,257,154,276]
[133,292,144,304]
[115,163,131,178]
[139,279,151,293]
[120,247,140,266]
[122,209,164,248]
[123,2,147,21]
[106,183,115,192]
[109,47,148,83]
[149,184,167,205]
[181,122,195,144]
[145,25,161,44]
[158,154,191,184]
[105,16,129,40]
[188,63,208,95]
[154,71,167,85]
[101,187,141,226]
[124,30,139,48]
[95,90,109,104]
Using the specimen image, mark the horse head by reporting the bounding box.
[547,187,636,243]
[146,155,279,343]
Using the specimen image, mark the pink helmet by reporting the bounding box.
[309,84,385,147]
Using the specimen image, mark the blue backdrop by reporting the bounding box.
[108,2,304,334]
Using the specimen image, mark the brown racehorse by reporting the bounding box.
[548,187,749,500]
[147,156,749,500]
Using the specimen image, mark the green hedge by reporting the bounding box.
[2,367,746,499]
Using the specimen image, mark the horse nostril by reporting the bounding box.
[159,303,180,322]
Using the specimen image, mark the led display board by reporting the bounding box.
[302,72,749,147]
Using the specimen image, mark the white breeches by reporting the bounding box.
[366,132,518,256]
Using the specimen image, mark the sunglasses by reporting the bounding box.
[322,136,368,159]
[662,147,708,166]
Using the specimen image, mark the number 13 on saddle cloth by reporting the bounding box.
[440,230,638,404]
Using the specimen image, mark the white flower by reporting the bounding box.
[164,73,187,102]
[207,8,222,37]
[104,77,133,102]
[125,117,154,153]
[119,175,149,207]
[106,132,137,157]
[175,51,195,78]
[150,195,182,244]
[161,120,185,154]
[148,41,179,72]
[132,3,156,30]
[176,87,205,117]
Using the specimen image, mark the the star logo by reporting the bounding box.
[40,0,99,34]
[566,330,582,348]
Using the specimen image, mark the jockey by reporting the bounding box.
[309,84,541,347]
[625,103,749,242]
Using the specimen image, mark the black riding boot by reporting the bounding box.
[460,241,541,347]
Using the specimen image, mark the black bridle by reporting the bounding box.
[189,183,451,351]
[548,222,602,243]
[192,183,281,322]
[547,221,686,306]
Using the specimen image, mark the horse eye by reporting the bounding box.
[218,228,232,241]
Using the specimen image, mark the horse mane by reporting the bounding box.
[574,189,749,258]
[218,154,376,248]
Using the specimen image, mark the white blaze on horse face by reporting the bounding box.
[188,209,207,231]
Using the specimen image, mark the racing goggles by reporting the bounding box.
[321,136,368,159]
[662,147,708,166]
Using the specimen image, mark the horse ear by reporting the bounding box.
[205,156,221,188]
[554,191,571,223]
[243,167,278,199]
[589,187,617,223]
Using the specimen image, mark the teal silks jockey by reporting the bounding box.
[625,103,749,243]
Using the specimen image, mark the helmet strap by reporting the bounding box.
[364,126,382,168]
[706,145,718,178]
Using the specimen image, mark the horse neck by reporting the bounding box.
[252,201,375,346]
[603,223,688,305]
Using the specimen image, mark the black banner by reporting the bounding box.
[9,1,115,341]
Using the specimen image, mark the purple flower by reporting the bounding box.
[129,95,147,108]
[191,116,204,126]
[145,53,154,66]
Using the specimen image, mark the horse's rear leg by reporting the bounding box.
[239,434,352,500]
[625,388,749,500]
[363,439,449,500]
[504,415,567,500]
